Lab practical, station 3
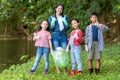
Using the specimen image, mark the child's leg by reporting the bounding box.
[74,46,82,75]
[71,51,76,70]
[31,47,43,71]
[96,59,100,69]
[88,42,95,75]
[88,60,93,69]
[95,42,101,74]
[43,47,50,73]
[74,46,82,71]
[95,59,100,75]
[69,50,76,76]
[95,51,101,69]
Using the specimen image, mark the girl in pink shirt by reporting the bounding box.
[67,19,83,76]
[30,20,52,74]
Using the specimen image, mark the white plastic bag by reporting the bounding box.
[52,47,69,68]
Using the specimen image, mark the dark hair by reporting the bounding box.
[71,19,79,23]
[54,4,64,15]
[37,20,49,31]
[90,12,98,17]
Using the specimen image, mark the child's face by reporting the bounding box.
[71,20,79,29]
[90,15,97,23]
[55,6,63,15]
[41,21,48,30]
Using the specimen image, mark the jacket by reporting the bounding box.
[85,23,108,51]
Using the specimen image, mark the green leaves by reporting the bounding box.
[0,0,120,35]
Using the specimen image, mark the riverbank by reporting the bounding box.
[0,38,35,73]
[0,43,120,80]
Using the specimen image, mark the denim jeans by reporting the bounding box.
[31,47,49,70]
[70,36,82,71]
[52,32,68,50]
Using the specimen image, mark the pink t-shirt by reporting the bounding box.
[34,30,51,48]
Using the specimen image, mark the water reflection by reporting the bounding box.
[0,38,35,72]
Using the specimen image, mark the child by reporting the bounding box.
[85,13,108,75]
[67,19,83,76]
[30,20,52,74]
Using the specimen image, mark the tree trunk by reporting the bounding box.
[116,14,120,41]
[4,24,7,37]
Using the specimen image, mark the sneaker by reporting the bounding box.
[30,69,35,74]
[44,69,48,74]
[69,70,75,76]
[77,70,82,75]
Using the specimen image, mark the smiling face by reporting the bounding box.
[90,15,97,23]
[71,20,79,29]
[55,5,63,15]
[40,21,48,30]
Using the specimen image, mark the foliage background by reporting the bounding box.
[0,0,120,39]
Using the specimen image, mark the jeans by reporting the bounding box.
[52,32,68,50]
[70,36,82,71]
[31,47,49,70]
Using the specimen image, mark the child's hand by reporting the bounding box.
[35,35,41,40]
[74,32,79,39]
[50,50,53,56]
[85,45,88,52]
[100,24,105,29]
[66,46,69,52]
[62,15,68,26]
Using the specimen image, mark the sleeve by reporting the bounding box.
[65,15,70,30]
[47,32,51,40]
[48,16,54,31]
[85,26,89,44]
[102,25,108,31]
[96,22,109,31]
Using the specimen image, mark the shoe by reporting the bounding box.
[44,69,48,74]
[30,69,35,74]
[89,68,93,75]
[76,70,82,75]
[95,68,99,75]
[69,70,75,76]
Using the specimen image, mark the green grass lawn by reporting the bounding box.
[0,43,120,80]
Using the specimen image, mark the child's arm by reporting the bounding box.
[85,26,89,45]
[85,27,89,51]
[49,39,53,55]
[66,42,70,52]
[95,20,108,31]
[101,24,108,31]
[33,36,36,41]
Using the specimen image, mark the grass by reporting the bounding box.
[0,43,120,80]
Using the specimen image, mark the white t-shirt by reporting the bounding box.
[57,16,64,31]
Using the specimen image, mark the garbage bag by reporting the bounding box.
[52,47,69,68]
